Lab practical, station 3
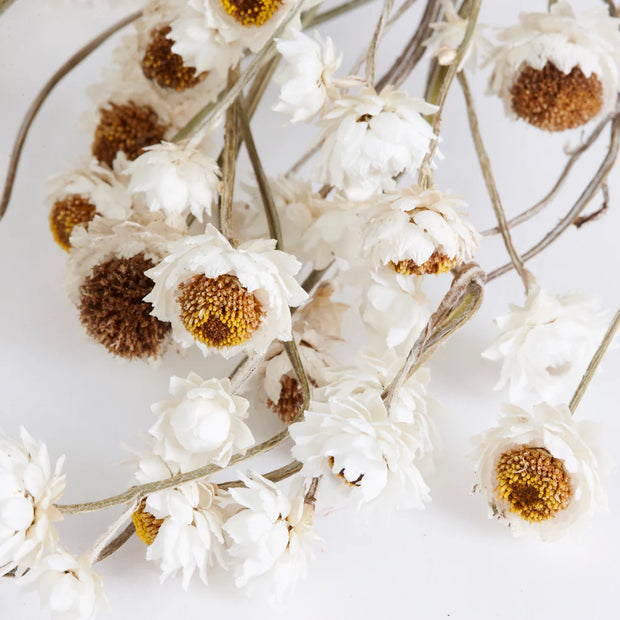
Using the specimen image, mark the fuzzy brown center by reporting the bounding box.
[141,26,206,92]
[268,374,304,425]
[175,273,264,348]
[494,445,572,523]
[92,101,167,167]
[132,499,165,545]
[219,0,282,26]
[390,250,456,276]
[78,253,171,359]
[510,62,603,132]
[49,195,98,251]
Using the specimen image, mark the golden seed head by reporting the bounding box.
[49,195,97,251]
[78,253,171,360]
[176,273,264,349]
[219,0,282,26]
[92,101,167,168]
[267,374,304,425]
[141,26,206,92]
[132,499,165,545]
[328,456,364,487]
[390,250,456,276]
[494,445,572,523]
[510,62,603,132]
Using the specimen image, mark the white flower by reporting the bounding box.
[424,0,491,70]
[289,388,431,513]
[23,550,106,620]
[472,402,608,540]
[223,473,318,602]
[318,86,436,201]
[362,186,480,276]
[361,269,429,349]
[482,285,607,405]
[274,29,342,122]
[125,142,221,228]
[145,224,308,358]
[488,1,620,131]
[149,372,254,471]
[0,428,65,577]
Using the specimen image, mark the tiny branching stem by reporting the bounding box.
[569,308,620,414]
[365,0,395,84]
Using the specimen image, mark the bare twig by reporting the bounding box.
[569,308,620,414]
[87,502,137,565]
[218,461,303,490]
[283,339,312,414]
[458,72,533,293]
[309,0,377,26]
[487,115,620,282]
[365,0,395,84]
[0,0,17,17]
[573,182,610,228]
[0,10,142,221]
[95,524,135,564]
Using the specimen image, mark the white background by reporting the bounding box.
[1,0,619,618]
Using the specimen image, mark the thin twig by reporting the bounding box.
[87,502,137,566]
[308,0,377,26]
[283,339,312,414]
[0,10,142,221]
[95,524,135,563]
[0,0,17,17]
[458,72,532,293]
[218,461,303,490]
[481,113,615,236]
[573,182,609,228]
[487,115,620,282]
[569,308,620,414]
[365,0,395,84]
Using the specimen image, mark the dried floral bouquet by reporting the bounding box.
[1,0,619,617]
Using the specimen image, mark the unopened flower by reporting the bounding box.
[482,285,607,404]
[274,29,342,122]
[318,86,436,201]
[65,216,182,360]
[289,387,431,513]
[488,1,620,131]
[472,403,607,539]
[0,429,65,576]
[223,473,318,602]
[126,142,221,228]
[47,158,133,251]
[22,550,106,620]
[145,224,308,357]
[149,372,254,471]
[362,186,480,276]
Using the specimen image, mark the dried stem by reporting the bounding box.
[218,461,303,490]
[219,66,240,243]
[573,181,609,228]
[0,0,17,17]
[383,262,485,409]
[56,429,290,515]
[309,0,377,26]
[365,0,395,84]
[481,113,615,236]
[0,10,142,221]
[283,339,312,414]
[459,72,533,293]
[87,502,138,565]
[569,308,620,414]
[94,523,135,564]
[487,115,620,282]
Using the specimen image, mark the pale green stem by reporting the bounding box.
[569,308,620,414]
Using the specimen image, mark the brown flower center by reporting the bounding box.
[494,445,572,523]
[49,195,97,251]
[176,273,264,348]
[219,0,282,26]
[92,101,167,168]
[510,62,603,132]
[328,456,364,487]
[268,374,304,425]
[78,253,171,359]
[390,250,456,276]
[141,26,207,92]
[132,499,165,545]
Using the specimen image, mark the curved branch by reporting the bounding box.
[0,10,142,221]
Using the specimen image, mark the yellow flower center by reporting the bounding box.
[390,250,456,276]
[494,445,572,523]
[219,0,282,26]
[176,273,264,348]
[510,62,603,132]
[141,26,207,92]
[49,195,97,251]
[132,500,165,545]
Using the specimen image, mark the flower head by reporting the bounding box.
[472,403,607,539]
[126,141,221,228]
[145,224,308,358]
[488,1,620,131]
[222,473,318,602]
[149,372,254,471]
[318,86,436,201]
[0,429,65,576]
[482,285,608,404]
